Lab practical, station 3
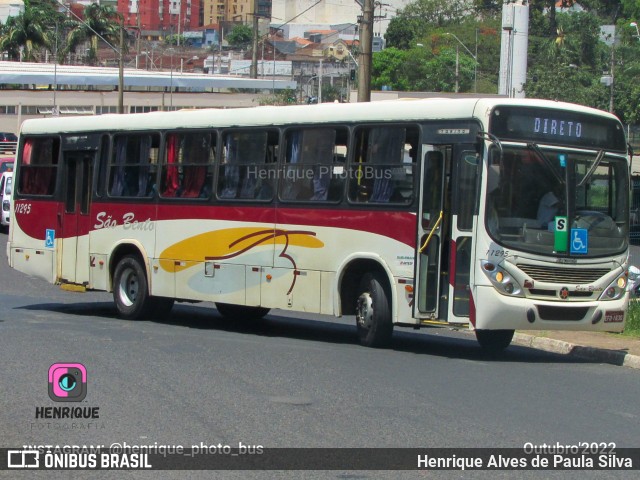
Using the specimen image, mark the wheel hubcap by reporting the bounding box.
[356,293,373,329]
[118,267,138,307]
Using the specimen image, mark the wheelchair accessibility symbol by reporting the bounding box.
[570,228,588,254]
[45,229,55,248]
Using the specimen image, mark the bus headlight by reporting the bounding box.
[2,200,9,212]
[481,260,524,297]
[599,274,627,301]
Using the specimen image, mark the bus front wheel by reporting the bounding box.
[113,255,154,320]
[355,272,393,348]
[475,329,514,353]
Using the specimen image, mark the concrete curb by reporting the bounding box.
[513,333,640,370]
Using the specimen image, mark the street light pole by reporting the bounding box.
[170,50,174,108]
[445,32,478,93]
[455,45,459,93]
[631,22,640,41]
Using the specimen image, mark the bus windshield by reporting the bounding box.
[485,145,628,258]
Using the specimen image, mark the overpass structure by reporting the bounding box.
[0,61,297,91]
[0,61,297,133]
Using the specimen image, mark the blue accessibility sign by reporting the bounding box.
[570,228,588,255]
[45,229,55,248]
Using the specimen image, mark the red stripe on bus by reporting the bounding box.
[14,200,417,247]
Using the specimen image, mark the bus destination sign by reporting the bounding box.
[489,106,626,152]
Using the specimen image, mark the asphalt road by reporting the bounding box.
[1,234,639,479]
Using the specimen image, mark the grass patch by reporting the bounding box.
[623,300,640,338]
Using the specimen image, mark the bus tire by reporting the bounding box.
[113,255,153,320]
[355,272,393,348]
[215,303,270,320]
[475,329,514,353]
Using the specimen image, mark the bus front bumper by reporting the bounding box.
[473,285,626,333]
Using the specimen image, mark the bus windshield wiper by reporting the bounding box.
[578,149,605,188]
[527,143,564,184]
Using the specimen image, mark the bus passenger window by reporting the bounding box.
[349,126,417,205]
[108,134,159,198]
[217,130,276,201]
[280,127,346,203]
[161,132,215,199]
[18,137,60,196]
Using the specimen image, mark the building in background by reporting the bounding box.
[0,0,24,25]
[271,0,410,36]
[119,0,203,39]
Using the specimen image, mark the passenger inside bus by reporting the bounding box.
[162,133,214,199]
[218,131,273,200]
[281,128,338,202]
[110,135,157,197]
[537,184,563,229]
[350,126,416,204]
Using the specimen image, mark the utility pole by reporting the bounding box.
[318,59,322,104]
[250,0,259,79]
[118,22,124,114]
[609,46,614,113]
[357,0,374,102]
[454,46,459,93]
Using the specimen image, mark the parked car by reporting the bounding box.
[0,156,14,174]
[0,132,17,142]
[1,171,12,232]
[0,132,17,154]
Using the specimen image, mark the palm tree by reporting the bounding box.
[0,7,50,61]
[63,3,122,65]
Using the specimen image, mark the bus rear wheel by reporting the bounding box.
[215,303,270,320]
[475,329,514,353]
[355,272,393,348]
[113,255,154,320]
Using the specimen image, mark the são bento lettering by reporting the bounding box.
[94,212,154,231]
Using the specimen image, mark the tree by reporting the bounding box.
[226,24,252,49]
[371,47,409,90]
[384,15,427,49]
[524,63,609,110]
[63,3,122,65]
[473,0,502,16]
[384,0,470,49]
[258,88,298,106]
[164,34,186,46]
[400,0,470,26]
[0,4,50,61]
[371,43,476,93]
[621,0,640,19]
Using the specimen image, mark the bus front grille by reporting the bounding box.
[536,306,589,321]
[518,264,610,284]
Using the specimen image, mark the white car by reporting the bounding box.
[0,170,12,232]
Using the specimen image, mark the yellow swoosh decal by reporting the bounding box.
[159,227,323,272]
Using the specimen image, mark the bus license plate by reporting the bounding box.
[604,311,624,323]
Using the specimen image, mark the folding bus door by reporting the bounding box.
[59,151,94,284]
[445,145,481,323]
[414,147,449,321]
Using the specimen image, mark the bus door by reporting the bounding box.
[59,151,94,284]
[445,145,481,323]
[415,147,449,320]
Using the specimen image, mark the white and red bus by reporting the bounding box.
[7,98,632,351]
